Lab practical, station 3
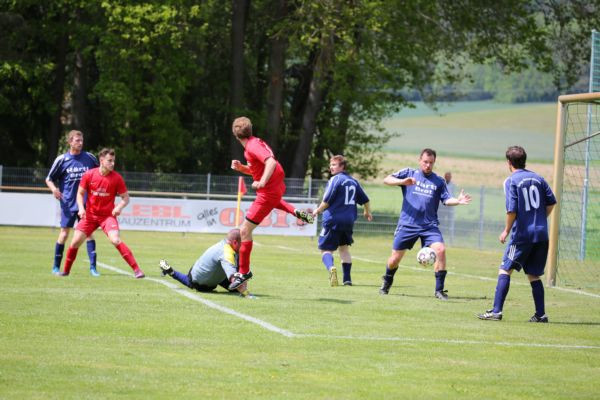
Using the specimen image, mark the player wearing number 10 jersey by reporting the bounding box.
[478,146,556,323]
[312,155,372,286]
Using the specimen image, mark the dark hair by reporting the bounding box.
[98,148,115,159]
[330,155,347,170]
[506,146,526,169]
[420,148,437,159]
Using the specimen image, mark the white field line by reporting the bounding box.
[97,262,294,337]
[352,256,600,299]
[97,262,600,350]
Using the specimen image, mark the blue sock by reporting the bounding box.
[435,270,447,292]
[342,262,352,282]
[530,279,545,316]
[384,266,397,282]
[493,274,511,313]
[172,270,193,288]
[86,240,97,269]
[322,253,334,271]
[54,243,65,268]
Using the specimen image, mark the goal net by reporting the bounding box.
[547,93,600,291]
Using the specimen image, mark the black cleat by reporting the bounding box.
[294,209,314,224]
[379,275,393,295]
[434,290,449,301]
[477,309,503,321]
[529,314,549,323]
[159,259,174,276]
[229,271,253,290]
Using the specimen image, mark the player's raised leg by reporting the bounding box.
[275,199,314,224]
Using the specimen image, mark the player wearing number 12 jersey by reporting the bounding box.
[478,146,556,323]
[312,155,372,286]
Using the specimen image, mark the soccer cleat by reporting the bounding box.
[134,268,145,279]
[159,259,174,276]
[90,267,100,277]
[379,275,393,295]
[434,290,449,301]
[529,314,549,323]
[294,209,314,224]
[343,280,352,286]
[329,266,338,287]
[477,309,503,321]
[229,271,253,290]
[59,271,69,277]
[52,266,60,275]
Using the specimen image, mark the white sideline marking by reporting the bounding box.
[352,256,600,299]
[97,262,294,337]
[277,245,300,252]
[97,262,600,350]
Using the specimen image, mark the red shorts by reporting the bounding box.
[246,185,286,224]
[76,213,120,237]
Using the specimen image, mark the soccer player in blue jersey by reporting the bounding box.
[478,146,556,322]
[312,155,372,286]
[379,148,472,300]
[159,229,250,295]
[46,130,99,276]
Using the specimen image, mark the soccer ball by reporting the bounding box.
[417,247,436,266]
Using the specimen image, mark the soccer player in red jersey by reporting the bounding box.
[60,148,145,278]
[228,116,313,289]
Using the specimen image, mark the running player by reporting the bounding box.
[228,116,313,290]
[379,148,471,300]
[46,130,99,276]
[60,148,145,278]
[478,146,556,322]
[312,155,372,286]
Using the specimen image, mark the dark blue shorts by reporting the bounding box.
[60,208,80,228]
[318,227,354,251]
[392,225,444,251]
[500,241,549,276]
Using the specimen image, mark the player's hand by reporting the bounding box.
[457,189,472,205]
[364,211,373,221]
[112,207,122,217]
[252,181,264,189]
[499,230,509,244]
[52,189,63,200]
[231,160,242,171]
[403,177,416,186]
[78,209,86,219]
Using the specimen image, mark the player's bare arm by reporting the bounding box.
[45,178,62,200]
[383,175,416,186]
[499,212,517,243]
[231,160,251,175]
[76,186,86,219]
[112,192,129,217]
[444,189,472,206]
[546,203,555,217]
[252,157,276,189]
[363,201,373,221]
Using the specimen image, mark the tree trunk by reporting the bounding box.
[229,0,250,161]
[46,15,68,165]
[265,0,288,153]
[289,33,334,178]
[71,50,88,134]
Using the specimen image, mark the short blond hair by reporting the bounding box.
[232,117,253,139]
[330,155,347,170]
[66,130,83,143]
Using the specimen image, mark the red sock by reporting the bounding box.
[238,240,253,274]
[116,242,140,271]
[62,247,79,275]
[276,199,296,215]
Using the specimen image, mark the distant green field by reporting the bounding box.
[2,227,599,399]
[378,101,556,161]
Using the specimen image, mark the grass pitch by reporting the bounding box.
[1,226,599,399]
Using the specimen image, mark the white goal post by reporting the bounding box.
[547,92,600,287]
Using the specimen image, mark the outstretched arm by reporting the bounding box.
[231,160,252,175]
[444,189,472,206]
[384,175,416,186]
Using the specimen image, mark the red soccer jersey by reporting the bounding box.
[79,168,128,216]
[244,136,285,191]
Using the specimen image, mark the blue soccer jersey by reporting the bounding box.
[504,169,556,244]
[47,151,99,213]
[321,172,369,231]
[392,168,451,227]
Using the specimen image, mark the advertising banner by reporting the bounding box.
[0,193,317,236]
